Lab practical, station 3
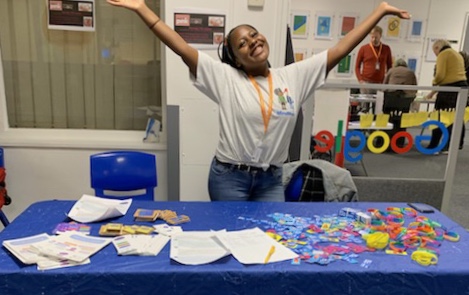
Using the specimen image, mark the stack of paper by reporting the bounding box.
[112,234,170,256]
[169,228,298,266]
[67,194,132,223]
[30,232,112,263]
[2,233,91,270]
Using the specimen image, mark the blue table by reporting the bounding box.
[0,200,468,295]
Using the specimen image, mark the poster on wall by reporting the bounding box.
[339,13,358,37]
[48,0,95,32]
[426,36,446,62]
[294,48,308,61]
[335,54,354,76]
[290,10,310,39]
[407,56,419,72]
[315,12,333,40]
[385,16,401,39]
[407,19,424,42]
[174,9,226,49]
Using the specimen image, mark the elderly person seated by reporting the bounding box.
[381,58,418,149]
[384,58,417,98]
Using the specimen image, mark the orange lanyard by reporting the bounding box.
[249,73,273,134]
[369,42,382,61]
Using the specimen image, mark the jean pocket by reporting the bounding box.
[272,167,283,181]
[211,160,231,176]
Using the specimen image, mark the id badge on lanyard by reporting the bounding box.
[252,145,263,162]
[251,140,268,162]
[369,43,382,71]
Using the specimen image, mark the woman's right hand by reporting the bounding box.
[380,2,411,19]
[106,0,145,11]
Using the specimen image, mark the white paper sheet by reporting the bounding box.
[31,232,112,262]
[170,231,230,265]
[37,258,91,271]
[112,234,170,256]
[67,194,132,223]
[153,223,183,237]
[2,233,52,264]
[216,227,298,264]
[3,233,91,270]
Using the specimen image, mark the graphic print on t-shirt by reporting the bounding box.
[274,88,294,116]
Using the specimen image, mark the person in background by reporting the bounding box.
[107,0,409,201]
[425,39,467,153]
[355,25,393,94]
[459,51,469,82]
[382,58,417,149]
[384,58,417,97]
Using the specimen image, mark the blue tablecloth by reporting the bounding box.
[0,200,468,295]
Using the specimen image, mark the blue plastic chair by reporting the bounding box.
[284,168,304,202]
[90,151,157,201]
[0,148,10,227]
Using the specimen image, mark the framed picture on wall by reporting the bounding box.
[407,19,424,42]
[384,16,401,39]
[314,12,333,40]
[290,10,310,39]
[426,36,446,62]
[294,48,308,61]
[338,13,358,37]
[407,56,419,72]
[48,0,96,31]
[173,8,227,49]
[335,53,354,76]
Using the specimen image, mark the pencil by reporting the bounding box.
[264,245,276,264]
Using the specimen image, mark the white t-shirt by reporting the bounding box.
[192,50,328,167]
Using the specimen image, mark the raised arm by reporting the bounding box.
[326,2,410,73]
[107,0,198,76]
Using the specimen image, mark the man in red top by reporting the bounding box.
[355,25,393,93]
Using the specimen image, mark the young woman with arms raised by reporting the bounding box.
[107,0,410,202]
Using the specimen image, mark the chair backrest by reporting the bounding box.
[284,160,358,202]
[382,91,415,114]
[90,151,157,201]
[284,165,325,202]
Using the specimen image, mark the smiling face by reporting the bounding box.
[228,25,270,76]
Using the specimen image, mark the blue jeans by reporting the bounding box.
[208,158,284,202]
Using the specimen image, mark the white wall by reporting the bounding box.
[290,0,431,83]
[290,0,469,87]
[0,147,167,229]
[164,0,290,201]
[421,0,469,85]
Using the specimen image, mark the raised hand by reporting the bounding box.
[380,2,411,19]
[106,0,145,11]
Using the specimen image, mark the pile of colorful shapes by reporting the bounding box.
[238,206,459,266]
